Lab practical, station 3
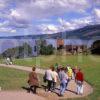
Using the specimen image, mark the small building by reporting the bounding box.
[57,38,64,50]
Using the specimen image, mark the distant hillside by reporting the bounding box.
[0,24,100,39]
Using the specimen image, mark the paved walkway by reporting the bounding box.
[0,64,93,100]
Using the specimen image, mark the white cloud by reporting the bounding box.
[0,0,99,36]
[72,17,93,26]
[10,29,16,33]
[0,27,16,33]
[94,8,100,20]
[58,18,76,30]
[9,0,90,22]
[92,8,100,24]
[0,1,7,9]
[10,9,29,23]
[55,16,93,32]
[37,24,59,34]
[0,21,9,27]
[34,16,95,34]
[0,20,17,33]
[95,0,100,6]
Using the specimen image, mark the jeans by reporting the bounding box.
[60,81,66,95]
[66,79,70,90]
[47,80,52,91]
[52,82,56,90]
[76,81,83,94]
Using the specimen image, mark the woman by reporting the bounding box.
[28,67,39,94]
[51,66,59,91]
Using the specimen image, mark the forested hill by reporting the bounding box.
[0,24,100,39]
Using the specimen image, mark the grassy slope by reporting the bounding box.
[0,67,28,90]
[14,55,100,100]
[0,67,44,91]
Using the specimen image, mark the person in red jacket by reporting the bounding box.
[75,68,84,95]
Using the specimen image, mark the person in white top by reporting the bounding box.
[6,57,12,65]
[51,66,59,91]
[45,66,53,92]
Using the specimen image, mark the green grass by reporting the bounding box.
[0,67,29,90]
[0,55,100,100]
[0,67,44,91]
[13,55,100,100]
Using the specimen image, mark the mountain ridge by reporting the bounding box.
[0,24,100,40]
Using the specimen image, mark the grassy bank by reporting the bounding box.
[0,67,44,91]
[0,67,28,90]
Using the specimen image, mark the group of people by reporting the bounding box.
[27,64,84,97]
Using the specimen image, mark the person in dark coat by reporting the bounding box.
[28,67,39,94]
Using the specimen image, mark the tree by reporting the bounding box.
[1,42,33,58]
[40,44,54,55]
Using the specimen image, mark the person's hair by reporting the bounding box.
[79,68,81,71]
[52,66,55,71]
[64,67,68,72]
[61,67,64,70]
[50,65,53,69]
[32,67,36,71]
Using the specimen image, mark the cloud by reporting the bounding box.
[9,0,91,22]
[93,8,100,24]
[58,18,76,30]
[0,0,99,36]
[36,24,59,34]
[95,0,100,6]
[58,16,93,31]
[0,27,16,33]
[94,8,100,22]
[0,20,17,33]
[0,0,9,9]
[0,21,9,27]
[10,9,29,23]
[35,16,93,34]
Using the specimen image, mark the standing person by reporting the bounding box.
[28,67,39,94]
[51,66,59,91]
[58,67,69,96]
[72,66,79,79]
[6,57,12,65]
[65,67,70,90]
[67,66,73,80]
[75,68,84,95]
[45,66,53,92]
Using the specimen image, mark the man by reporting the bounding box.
[51,66,59,91]
[45,66,53,92]
[75,68,84,95]
[58,67,69,96]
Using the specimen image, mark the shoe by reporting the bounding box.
[27,90,30,93]
[58,94,63,97]
[48,91,51,93]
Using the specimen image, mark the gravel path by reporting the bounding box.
[0,64,93,100]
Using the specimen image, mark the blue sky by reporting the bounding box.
[0,0,100,37]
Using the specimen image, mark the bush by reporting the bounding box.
[40,44,54,55]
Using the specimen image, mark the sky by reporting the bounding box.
[0,0,100,37]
